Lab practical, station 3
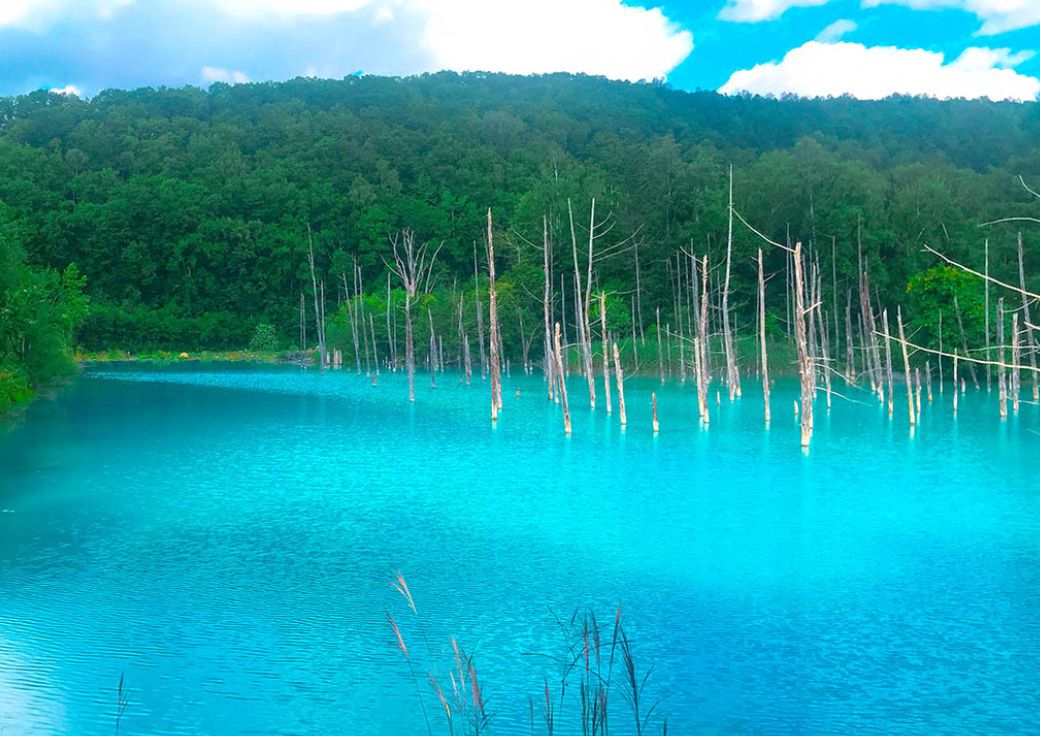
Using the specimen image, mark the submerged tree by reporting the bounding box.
[388,229,441,402]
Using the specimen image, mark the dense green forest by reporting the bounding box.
[0,220,87,409]
[0,72,1037,378]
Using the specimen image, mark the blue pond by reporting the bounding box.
[0,363,1038,734]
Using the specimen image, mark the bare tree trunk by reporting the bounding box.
[568,199,595,408]
[428,307,437,388]
[342,272,361,373]
[369,313,380,385]
[542,215,554,401]
[634,240,644,341]
[600,292,612,414]
[985,238,991,391]
[612,340,626,426]
[306,224,327,372]
[844,291,855,384]
[698,254,711,422]
[793,243,812,448]
[656,307,664,383]
[474,243,487,380]
[883,309,894,417]
[758,249,770,425]
[554,323,571,434]
[299,290,307,359]
[999,299,1007,418]
[1012,311,1021,413]
[897,307,915,427]
[926,360,933,403]
[953,295,979,389]
[722,165,740,400]
[405,295,415,400]
[953,352,959,414]
[1018,232,1039,399]
[386,274,395,369]
[389,230,439,402]
[488,209,502,421]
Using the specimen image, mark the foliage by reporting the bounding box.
[905,266,987,353]
[248,322,279,352]
[0,73,1035,363]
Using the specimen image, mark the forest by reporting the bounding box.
[0,71,1038,396]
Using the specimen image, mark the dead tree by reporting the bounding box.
[882,309,894,417]
[651,392,659,434]
[600,292,612,414]
[1012,311,1021,413]
[473,243,487,379]
[388,229,440,403]
[613,340,627,426]
[793,243,813,448]
[722,165,740,399]
[1018,233,1039,399]
[568,199,596,409]
[542,215,555,401]
[953,295,979,389]
[758,249,770,425]
[487,209,503,421]
[999,298,1008,418]
[897,307,915,427]
[554,323,571,434]
[306,224,327,371]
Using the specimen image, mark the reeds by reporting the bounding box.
[387,578,667,735]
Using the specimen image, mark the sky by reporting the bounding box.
[2,0,1039,101]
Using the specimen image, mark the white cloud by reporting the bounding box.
[411,0,692,82]
[201,66,249,84]
[720,40,1040,100]
[49,83,82,96]
[0,0,132,29]
[816,18,857,42]
[864,0,1040,34]
[219,0,693,81]
[719,0,831,22]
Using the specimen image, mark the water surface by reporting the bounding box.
[1,363,1038,734]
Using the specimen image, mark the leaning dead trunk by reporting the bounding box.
[554,322,571,434]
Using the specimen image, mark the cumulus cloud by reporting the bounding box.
[864,0,1040,35]
[720,40,1040,100]
[412,0,692,81]
[816,18,857,42]
[0,0,693,95]
[719,0,832,22]
[201,66,249,84]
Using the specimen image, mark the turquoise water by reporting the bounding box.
[1,363,1038,735]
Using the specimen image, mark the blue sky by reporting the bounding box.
[2,0,1039,101]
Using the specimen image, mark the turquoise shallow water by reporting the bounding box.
[0,363,1038,735]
